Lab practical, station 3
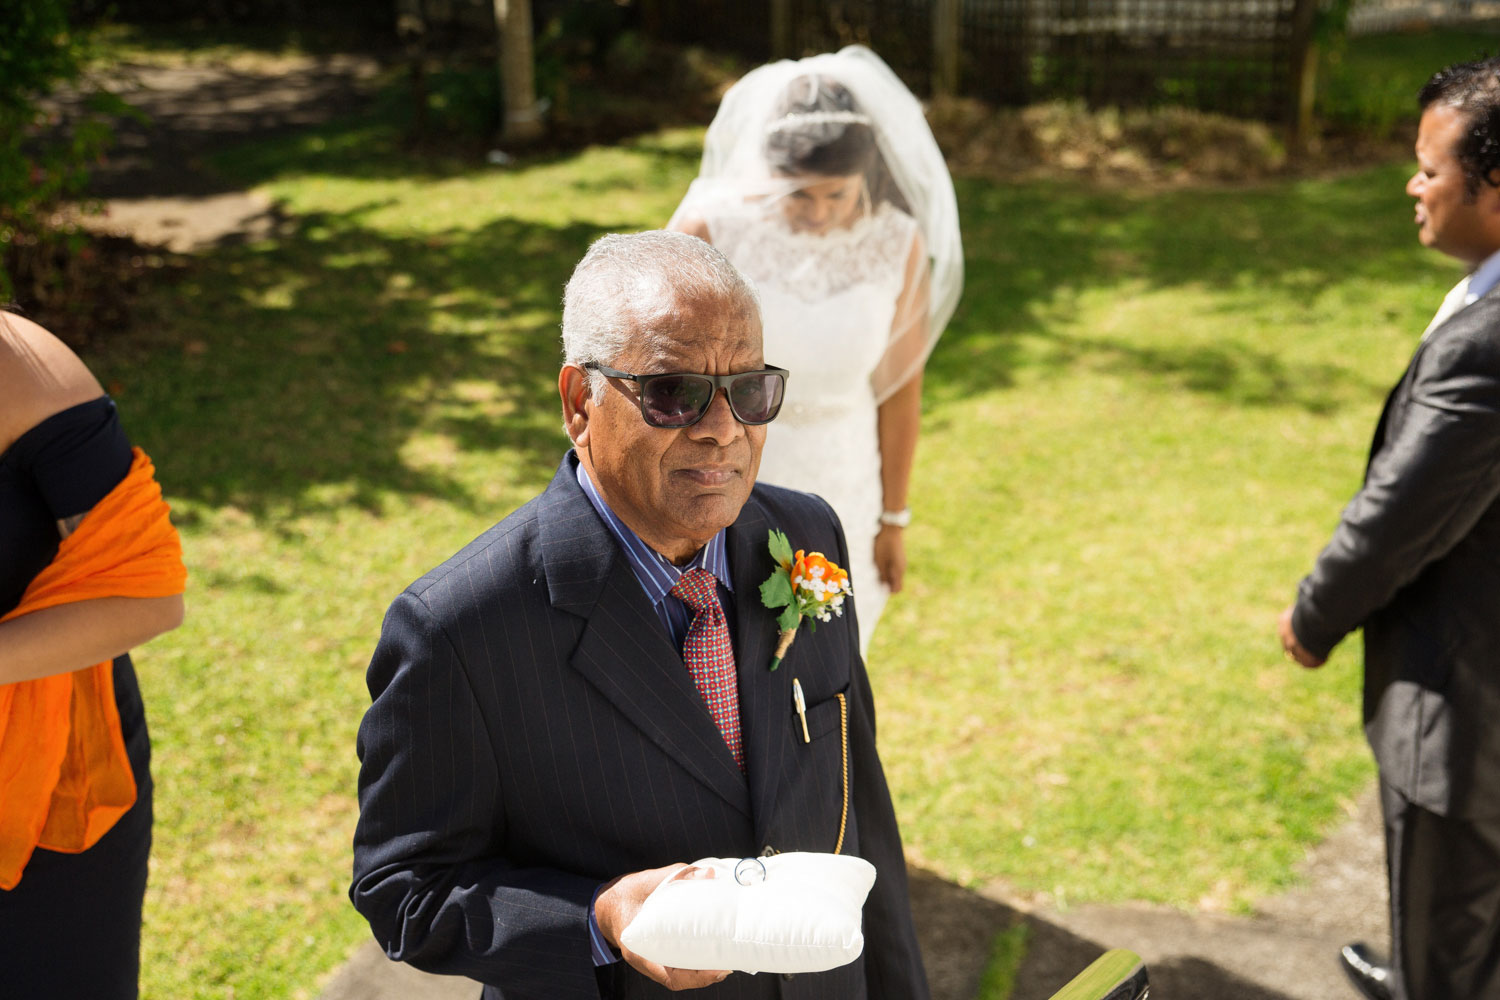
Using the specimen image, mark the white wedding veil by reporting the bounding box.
[669,45,963,403]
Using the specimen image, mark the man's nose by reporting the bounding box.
[1406,171,1423,196]
[689,387,742,443]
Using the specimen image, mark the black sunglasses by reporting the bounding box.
[585,363,789,428]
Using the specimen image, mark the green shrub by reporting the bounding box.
[1318,26,1500,139]
[0,0,122,303]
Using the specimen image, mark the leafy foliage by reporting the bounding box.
[1313,0,1356,47]
[1318,26,1499,140]
[0,0,123,303]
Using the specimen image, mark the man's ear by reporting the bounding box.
[559,364,593,447]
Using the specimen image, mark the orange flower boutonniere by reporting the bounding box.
[759,529,853,671]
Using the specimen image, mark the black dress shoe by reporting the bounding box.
[1339,942,1394,1000]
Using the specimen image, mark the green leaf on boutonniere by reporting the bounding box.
[760,568,793,608]
[768,529,794,568]
[776,604,800,633]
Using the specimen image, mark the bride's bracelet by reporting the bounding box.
[878,508,912,528]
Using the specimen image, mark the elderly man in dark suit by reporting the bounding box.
[351,230,929,999]
[1279,56,1500,1000]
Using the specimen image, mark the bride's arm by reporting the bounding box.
[873,235,932,593]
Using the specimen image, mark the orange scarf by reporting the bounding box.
[0,447,186,889]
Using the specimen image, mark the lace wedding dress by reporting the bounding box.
[708,203,920,652]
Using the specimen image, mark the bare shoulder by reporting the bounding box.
[0,312,105,452]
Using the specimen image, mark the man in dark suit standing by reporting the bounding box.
[351,231,929,999]
[1279,56,1500,1000]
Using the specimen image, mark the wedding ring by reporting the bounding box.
[733,857,768,886]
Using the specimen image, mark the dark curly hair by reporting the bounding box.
[1419,55,1500,198]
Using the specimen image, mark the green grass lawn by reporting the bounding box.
[71,47,1472,999]
[887,168,1441,907]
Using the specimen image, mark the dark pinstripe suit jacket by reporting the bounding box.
[352,451,929,999]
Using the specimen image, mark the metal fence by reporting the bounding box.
[1348,0,1499,34]
[643,0,1317,124]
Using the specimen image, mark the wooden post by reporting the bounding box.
[932,0,961,97]
[494,0,544,143]
[1287,0,1319,155]
[396,0,428,136]
[770,0,794,59]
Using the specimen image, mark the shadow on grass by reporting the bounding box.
[78,45,712,205]
[207,101,706,191]
[106,207,615,520]
[908,867,1297,1000]
[929,172,1430,412]
[81,60,385,200]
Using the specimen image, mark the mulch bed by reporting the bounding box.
[4,228,186,349]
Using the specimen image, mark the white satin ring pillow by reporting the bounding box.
[618,852,877,974]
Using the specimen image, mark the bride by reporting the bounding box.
[670,45,962,653]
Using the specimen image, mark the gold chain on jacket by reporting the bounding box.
[834,693,849,854]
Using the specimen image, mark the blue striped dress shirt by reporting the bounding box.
[574,460,735,966]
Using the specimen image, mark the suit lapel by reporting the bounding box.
[1369,288,1500,472]
[727,494,794,846]
[539,454,750,816]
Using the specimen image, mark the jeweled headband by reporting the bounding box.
[765,110,874,134]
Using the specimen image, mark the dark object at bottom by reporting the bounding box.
[1339,942,1394,1000]
[1047,948,1150,1000]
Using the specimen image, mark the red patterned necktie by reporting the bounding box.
[670,568,744,771]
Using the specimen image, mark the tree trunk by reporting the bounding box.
[1286,0,1319,156]
[494,0,544,143]
[770,0,793,59]
[396,0,429,137]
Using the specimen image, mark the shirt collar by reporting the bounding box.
[1466,247,1500,305]
[574,459,733,608]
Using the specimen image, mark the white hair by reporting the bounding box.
[561,230,760,401]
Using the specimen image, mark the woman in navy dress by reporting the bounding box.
[0,310,185,999]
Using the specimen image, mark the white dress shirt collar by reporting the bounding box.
[1466,247,1500,305]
